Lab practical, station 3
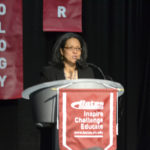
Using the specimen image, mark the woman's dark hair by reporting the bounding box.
[50,32,88,68]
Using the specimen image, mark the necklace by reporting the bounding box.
[64,69,78,80]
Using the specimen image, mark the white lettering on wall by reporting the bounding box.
[0,75,7,87]
[0,22,6,33]
[0,57,7,69]
[0,4,6,15]
[58,6,67,18]
[0,3,7,89]
[0,40,6,51]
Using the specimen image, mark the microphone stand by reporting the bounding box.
[87,63,106,80]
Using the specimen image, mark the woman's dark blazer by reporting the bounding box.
[40,65,95,150]
[40,65,95,82]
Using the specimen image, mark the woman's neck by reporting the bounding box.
[63,62,78,80]
[64,62,76,72]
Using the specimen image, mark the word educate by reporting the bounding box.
[0,3,7,88]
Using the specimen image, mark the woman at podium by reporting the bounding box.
[40,33,96,150]
[40,32,95,82]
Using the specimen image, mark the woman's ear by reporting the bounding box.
[60,48,63,56]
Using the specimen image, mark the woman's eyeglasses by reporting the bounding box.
[64,47,82,51]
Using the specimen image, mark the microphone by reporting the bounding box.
[76,60,106,80]
[87,62,106,79]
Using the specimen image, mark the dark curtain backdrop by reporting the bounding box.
[0,0,150,150]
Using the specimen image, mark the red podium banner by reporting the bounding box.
[0,0,23,99]
[59,89,117,150]
[43,0,82,32]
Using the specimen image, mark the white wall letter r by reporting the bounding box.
[58,6,67,18]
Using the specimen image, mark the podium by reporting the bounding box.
[22,79,124,150]
[22,79,124,127]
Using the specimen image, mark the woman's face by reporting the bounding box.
[60,38,82,66]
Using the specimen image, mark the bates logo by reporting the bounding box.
[71,100,104,110]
